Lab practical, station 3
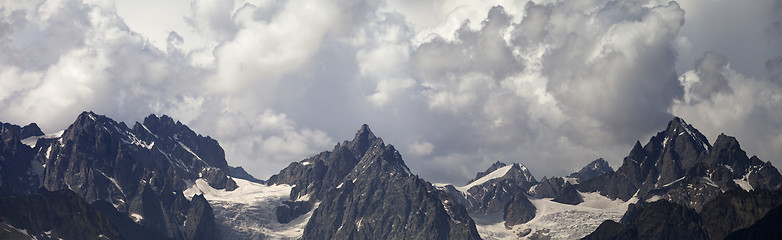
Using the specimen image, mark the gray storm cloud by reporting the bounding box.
[0,0,780,184]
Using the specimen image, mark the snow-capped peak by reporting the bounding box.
[458,165,514,192]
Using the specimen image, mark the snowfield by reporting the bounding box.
[457,165,514,193]
[184,178,316,239]
[473,192,636,240]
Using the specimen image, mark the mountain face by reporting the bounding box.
[578,117,782,211]
[0,122,46,197]
[585,189,782,240]
[461,162,537,213]
[229,166,264,184]
[270,125,482,239]
[724,203,782,239]
[0,112,241,240]
[4,112,782,239]
[583,200,709,240]
[435,161,540,228]
[266,124,373,201]
[567,158,613,182]
[698,189,782,240]
[0,189,123,240]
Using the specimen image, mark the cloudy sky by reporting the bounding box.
[1,0,781,184]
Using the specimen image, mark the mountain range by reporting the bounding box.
[0,112,780,239]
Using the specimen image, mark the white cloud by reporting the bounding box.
[0,0,779,184]
[408,140,434,156]
[673,53,782,164]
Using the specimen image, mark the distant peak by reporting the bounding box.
[509,162,529,171]
[356,124,374,135]
[665,116,686,131]
[21,123,44,138]
[77,111,107,123]
[659,116,712,152]
[352,124,377,143]
[143,113,176,126]
[492,161,508,168]
[467,161,509,185]
[713,133,740,149]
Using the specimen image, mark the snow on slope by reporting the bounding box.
[473,192,636,240]
[21,130,64,147]
[457,165,514,192]
[184,178,316,239]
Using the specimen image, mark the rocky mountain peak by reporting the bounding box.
[38,112,233,239]
[20,123,44,139]
[509,162,536,183]
[579,116,782,211]
[568,158,613,182]
[297,125,481,239]
[712,133,740,151]
[467,160,508,184]
[355,123,375,140]
[344,124,382,160]
[628,141,646,159]
[0,121,42,197]
[1,122,44,141]
[662,117,711,152]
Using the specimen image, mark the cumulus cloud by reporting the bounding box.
[673,53,782,165]
[408,140,434,156]
[0,0,780,184]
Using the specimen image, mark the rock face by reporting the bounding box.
[467,161,509,184]
[552,183,583,205]
[0,189,122,240]
[91,200,170,240]
[0,122,45,197]
[698,189,782,240]
[583,200,709,240]
[184,194,219,240]
[529,176,566,198]
[228,166,264,184]
[503,191,536,227]
[436,161,539,227]
[33,112,232,239]
[462,162,537,213]
[578,117,782,210]
[586,189,782,240]
[270,125,481,240]
[567,158,613,182]
[266,125,373,201]
[724,204,782,240]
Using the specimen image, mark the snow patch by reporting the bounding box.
[45,146,52,159]
[734,179,753,191]
[700,177,719,188]
[97,171,125,196]
[141,124,159,139]
[458,165,513,192]
[662,136,670,148]
[185,178,313,239]
[647,195,663,202]
[473,192,635,240]
[178,141,206,163]
[733,170,754,191]
[130,213,144,223]
[662,176,686,188]
[563,177,579,185]
[678,118,710,152]
[20,130,64,147]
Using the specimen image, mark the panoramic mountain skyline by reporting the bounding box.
[1,0,780,184]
